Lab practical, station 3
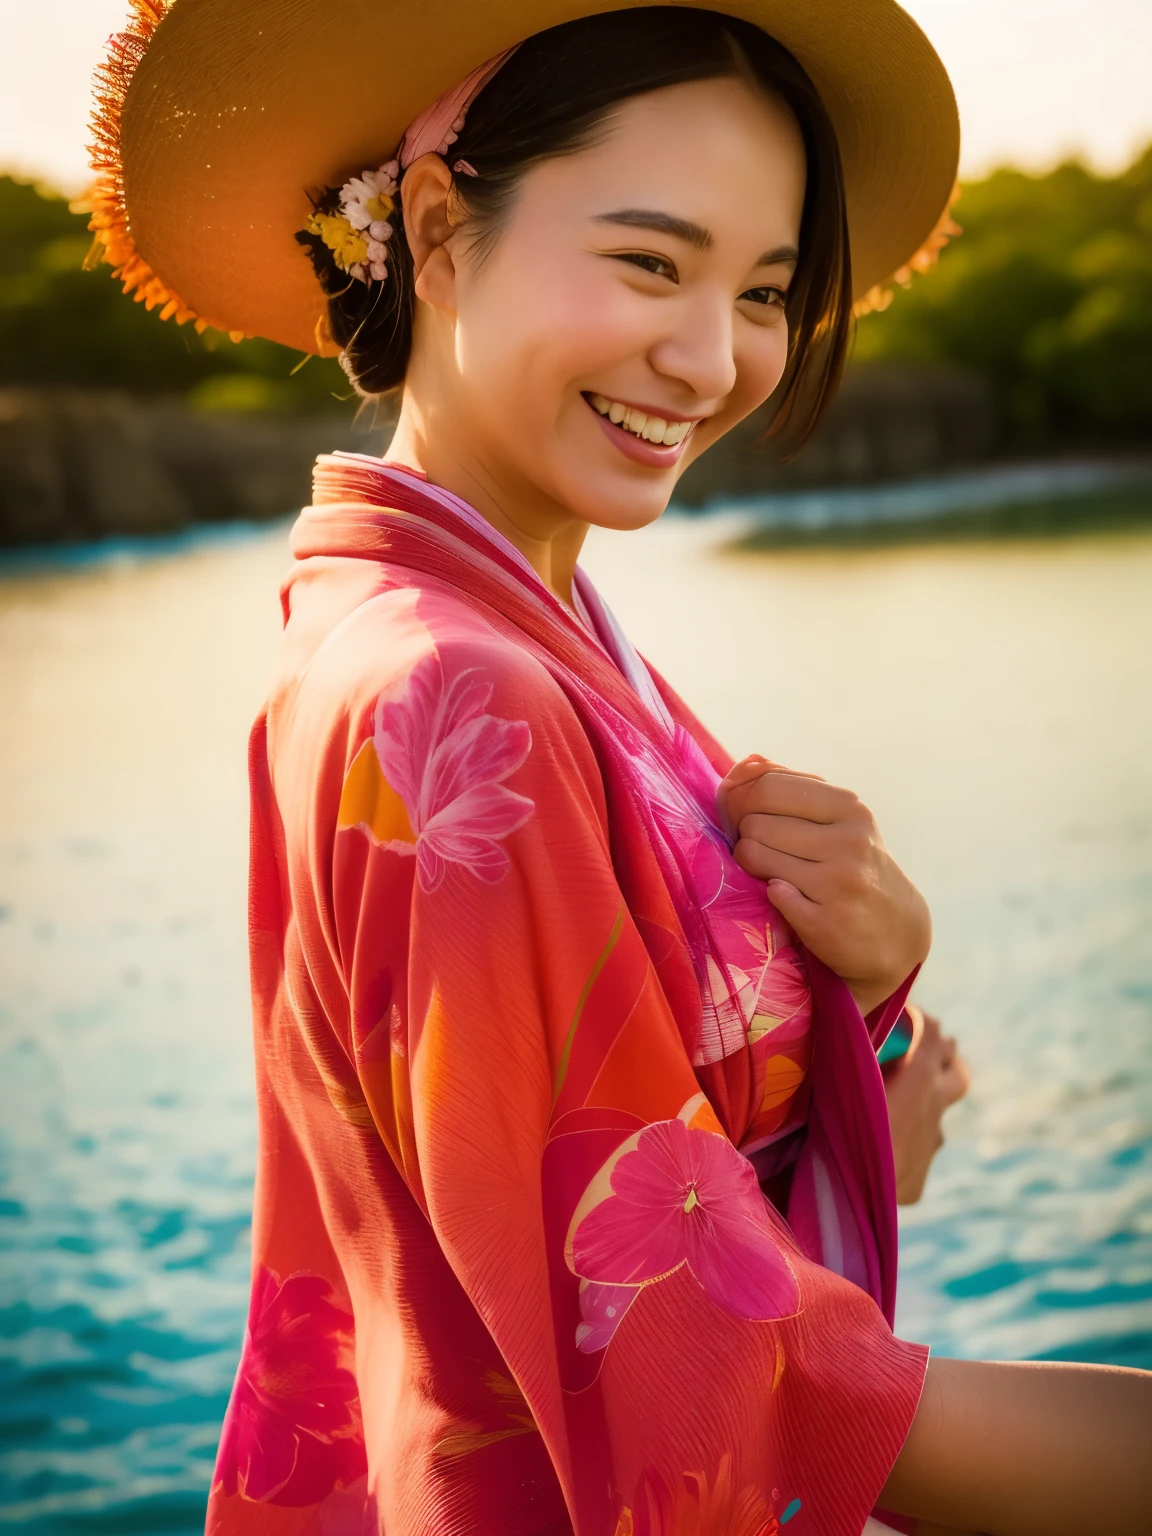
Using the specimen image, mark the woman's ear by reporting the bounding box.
[401,153,459,309]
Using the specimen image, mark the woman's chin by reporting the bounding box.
[563,471,676,531]
[534,435,683,530]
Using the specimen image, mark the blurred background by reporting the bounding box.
[1,1,1151,1530]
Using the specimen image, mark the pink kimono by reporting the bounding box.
[206,456,926,1536]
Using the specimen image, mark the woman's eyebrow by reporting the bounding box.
[592,209,800,268]
[758,244,800,267]
[593,209,713,251]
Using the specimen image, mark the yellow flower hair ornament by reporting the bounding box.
[304,162,399,284]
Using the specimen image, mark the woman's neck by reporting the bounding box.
[385,394,590,610]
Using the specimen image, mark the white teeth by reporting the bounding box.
[588,393,692,446]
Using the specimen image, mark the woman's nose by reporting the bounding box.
[648,293,738,404]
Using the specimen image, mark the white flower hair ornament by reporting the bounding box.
[300,161,399,285]
[303,148,480,286]
[298,48,516,291]
[342,162,398,284]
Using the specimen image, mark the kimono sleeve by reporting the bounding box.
[328,634,928,1536]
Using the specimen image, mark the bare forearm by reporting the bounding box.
[880,1356,1152,1535]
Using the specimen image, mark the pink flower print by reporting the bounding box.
[575,1278,642,1354]
[748,943,811,1043]
[214,1268,365,1506]
[374,652,534,892]
[571,1118,799,1330]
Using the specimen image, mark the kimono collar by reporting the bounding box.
[296,452,677,737]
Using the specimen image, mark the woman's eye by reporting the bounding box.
[740,285,788,309]
[614,252,677,281]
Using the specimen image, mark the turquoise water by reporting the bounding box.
[2,516,1150,1529]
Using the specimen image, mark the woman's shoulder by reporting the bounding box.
[260,575,613,857]
[272,575,589,773]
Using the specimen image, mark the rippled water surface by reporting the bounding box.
[2,516,1150,1530]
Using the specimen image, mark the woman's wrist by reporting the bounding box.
[846,956,923,1022]
[848,977,901,1019]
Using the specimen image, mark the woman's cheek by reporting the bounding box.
[463,261,629,407]
[714,325,790,437]
[540,271,657,380]
[738,320,791,408]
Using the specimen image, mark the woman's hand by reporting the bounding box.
[718,753,931,1017]
[885,1004,971,1204]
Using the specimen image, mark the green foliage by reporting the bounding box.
[0,176,351,411]
[3,151,1150,445]
[855,145,1152,447]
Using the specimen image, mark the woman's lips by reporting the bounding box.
[583,394,695,467]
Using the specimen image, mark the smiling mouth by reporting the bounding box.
[586,392,694,447]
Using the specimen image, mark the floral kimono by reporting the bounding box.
[206,457,927,1536]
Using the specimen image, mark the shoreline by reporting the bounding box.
[5,460,1152,579]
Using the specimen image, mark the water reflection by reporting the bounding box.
[1,516,1149,1528]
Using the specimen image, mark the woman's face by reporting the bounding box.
[415,75,808,532]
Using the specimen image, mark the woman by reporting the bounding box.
[89,3,1151,1533]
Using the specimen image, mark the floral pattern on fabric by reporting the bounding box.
[315,1474,377,1536]
[616,1456,801,1535]
[574,1278,643,1354]
[431,1366,541,1459]
[217,463,932,1536]
[630,722,814,1080]
[213,1267,365,1506]
[339,649,534,891]
[568,1115,798,1352]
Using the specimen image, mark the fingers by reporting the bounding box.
[916,1009,942,1048]
[720,760,830,829]
[910,1012,959,1072]
[941,1053,971,1105]
[760,878,822,937]
[736,811,844,861]
[721,752,826,787]
[895,1008,969,1096]
[718,756,776,811]
[739,770,861,824]
[733,839,820,891]
[904,1001,927,1054]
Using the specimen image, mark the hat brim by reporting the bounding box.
[103,0,959,354]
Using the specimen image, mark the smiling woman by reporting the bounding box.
[82,3,1152,1534]
[297,8,849,497]
[381,60,815,541]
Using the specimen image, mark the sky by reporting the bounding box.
[1,0,1150,193]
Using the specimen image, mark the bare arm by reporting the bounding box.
[880,1356,1152,1535]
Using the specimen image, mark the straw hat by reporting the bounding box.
[88,0,960,355]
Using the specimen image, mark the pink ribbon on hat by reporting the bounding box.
[397,46,520,170]
[329,45,518,287]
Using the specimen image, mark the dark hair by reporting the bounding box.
[297,6,852,452]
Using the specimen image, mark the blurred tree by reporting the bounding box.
[0,176,351,411]
[854,145,1152,448]
[3,148,1150,446]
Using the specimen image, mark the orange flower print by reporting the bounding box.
[616,1456,802,1535]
